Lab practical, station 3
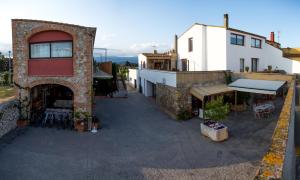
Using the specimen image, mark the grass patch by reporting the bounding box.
[0,86,15,99]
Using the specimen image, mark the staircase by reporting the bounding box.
[113,76,128,98]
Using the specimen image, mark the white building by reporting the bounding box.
[177,14,300,74]
[138,14,300,97]
[128,68,138,88]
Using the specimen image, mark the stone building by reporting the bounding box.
[12,19,96,121]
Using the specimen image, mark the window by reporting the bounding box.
[30,41,72,59]
[251,58,259,72]
[188,38,193,52]
[251,38,262,48]
[230,33,244,46]
[240,58,245,72]
[182,59,188,71]
[51,42,72,57]
[30,43,50,58]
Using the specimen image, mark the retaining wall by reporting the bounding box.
[0,100,19,138]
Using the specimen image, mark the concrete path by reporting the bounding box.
[0,92,281,180]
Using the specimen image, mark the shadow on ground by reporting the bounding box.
[0,92,282,180]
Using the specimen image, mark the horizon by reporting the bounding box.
[1,0,300,56]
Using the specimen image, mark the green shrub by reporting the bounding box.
[204,96,229,121]
[2,72,9,85]
[177,109,191,121]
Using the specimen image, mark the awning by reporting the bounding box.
[190,84,233,101]
[93,70,113,79]
[228,79,286,95]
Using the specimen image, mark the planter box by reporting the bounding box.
[200,122,228,142]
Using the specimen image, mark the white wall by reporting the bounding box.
[139,69,176,96]
[178,24,206,71]
[225,29,300,74]
[206,26,227,71]
[177,25,227,71]
[138,54,147,70]
[128,68,137,88]
[226,30,265,72]
[262,43,293,73]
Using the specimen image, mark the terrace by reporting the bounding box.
[0,92,284,179]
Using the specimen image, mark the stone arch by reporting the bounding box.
[29,78,78,97]
[25,25,77,42]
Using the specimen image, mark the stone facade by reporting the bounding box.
[156,71,228,119]
[156,83,191,119]
[12,19,96,118]
[0,100,19,138]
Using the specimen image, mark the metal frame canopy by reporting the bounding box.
[228,79,286,95]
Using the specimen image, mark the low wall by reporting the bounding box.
[139,69,177,88]
[0,100,19,138]
[233,72,294,83]
[176,71,227,87]
[255,81,296,179]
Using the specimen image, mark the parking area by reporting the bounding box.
[0,92,282,180]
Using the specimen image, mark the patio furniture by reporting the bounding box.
[253,102,275,119]
[43,108,73,128]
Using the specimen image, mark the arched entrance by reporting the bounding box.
[30,84,74,128]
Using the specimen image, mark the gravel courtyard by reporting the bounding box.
[0,92,281,180]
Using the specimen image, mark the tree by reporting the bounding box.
[204,96,229,121]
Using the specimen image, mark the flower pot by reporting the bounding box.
[75,121,85,132]
[17,119,29,127]
[200,121,228,142]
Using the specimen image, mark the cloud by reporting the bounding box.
[100,33,117,41]
[129,42,170,54]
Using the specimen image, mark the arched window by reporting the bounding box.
[29,31,73,59]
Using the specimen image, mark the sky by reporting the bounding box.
[1,0,300,56]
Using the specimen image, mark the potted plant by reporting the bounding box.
[245,66,249,72]
[74,111,88,132]
[201,96,229,142]
[92,116,101,130]
[267,65,272,72]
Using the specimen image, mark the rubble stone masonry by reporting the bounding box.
[12,19,96,118]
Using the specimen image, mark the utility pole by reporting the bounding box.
[8,51,11,85]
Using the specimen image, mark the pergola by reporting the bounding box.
[228,79,286,106]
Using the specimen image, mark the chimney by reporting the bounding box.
[270,32,275,42]
[174,34,178,53]
[224,14,229,28]
[153,49,157,54]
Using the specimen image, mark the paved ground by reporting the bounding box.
[0,92,282,180]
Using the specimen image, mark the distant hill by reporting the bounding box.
[94,56,138,64]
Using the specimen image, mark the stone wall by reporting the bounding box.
[12,19,96,118]
[156,71,228,119]
[0,100,19,138]
[255,81,296,179]
[156,83,191,119]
